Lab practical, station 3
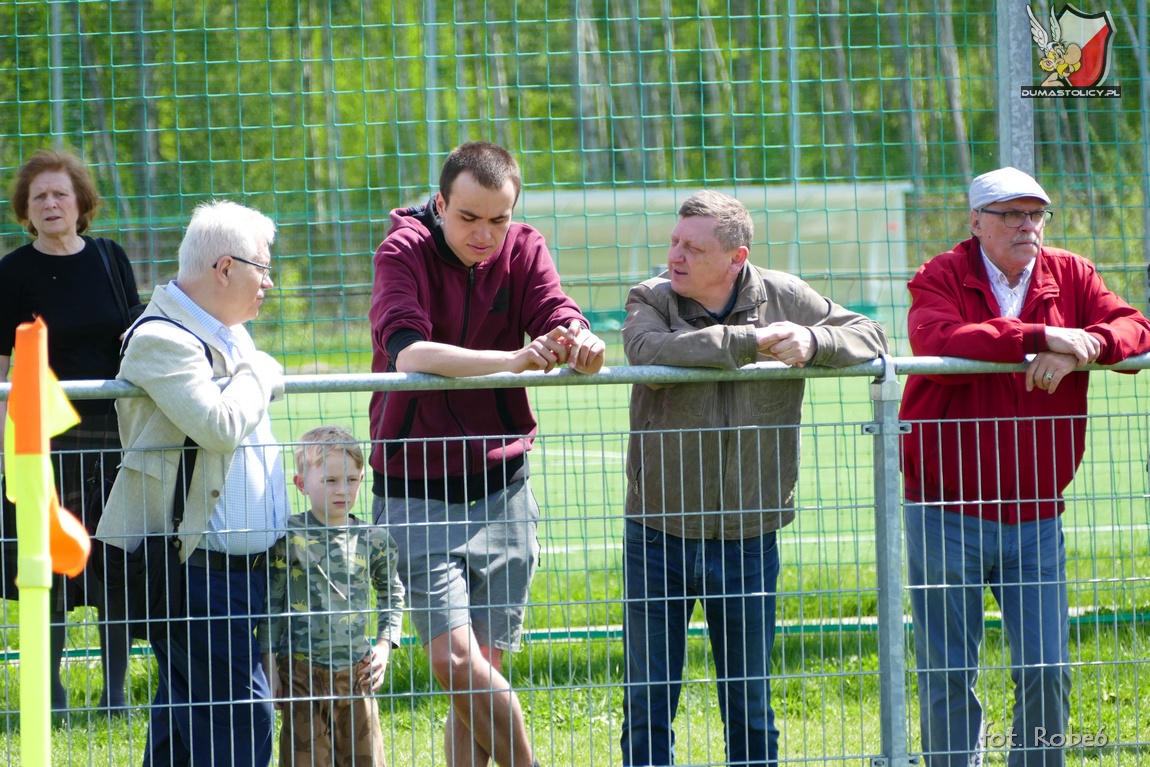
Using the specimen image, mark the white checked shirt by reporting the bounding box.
[980,248,1035,319]
[167,283,288,554]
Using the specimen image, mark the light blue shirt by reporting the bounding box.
[167,282,287,554]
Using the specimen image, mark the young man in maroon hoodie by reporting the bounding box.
[368,142,605,767]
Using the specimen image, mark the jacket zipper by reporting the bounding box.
[444,266,477,474]
[457,266,475,346]
[711,316,734,539]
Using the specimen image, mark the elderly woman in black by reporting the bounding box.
[0,148,143,717]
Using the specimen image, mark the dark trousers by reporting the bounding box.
[621,520,781,767]
[144,563,274,767]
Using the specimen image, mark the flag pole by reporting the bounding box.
[4,318,88,765]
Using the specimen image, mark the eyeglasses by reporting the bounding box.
[977,208,1054,228]
[214,254,272,280]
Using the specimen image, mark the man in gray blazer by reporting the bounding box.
[97,200,287,767]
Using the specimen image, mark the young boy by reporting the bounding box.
[260,425,405,767]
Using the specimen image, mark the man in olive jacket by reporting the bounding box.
[620,190,887,767]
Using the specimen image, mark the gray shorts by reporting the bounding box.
[372,479,540,651]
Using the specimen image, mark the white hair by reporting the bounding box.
[177,200,276,280]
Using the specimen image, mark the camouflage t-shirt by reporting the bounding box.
[258,512,405,671]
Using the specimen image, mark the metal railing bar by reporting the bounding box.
[4,353,1150,401]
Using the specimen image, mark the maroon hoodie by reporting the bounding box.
[368,199,587,503]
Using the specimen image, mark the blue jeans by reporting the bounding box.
[905,505,1070,767]
[621,520,780,767]
[144,563,274,767]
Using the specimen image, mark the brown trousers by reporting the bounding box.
[278,657,388,767]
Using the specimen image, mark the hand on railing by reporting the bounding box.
[511,327,575,373]
[1025,351,1079,393]
[560,321,606,375]
[755,322,815,368]
[1045,326,1102,366]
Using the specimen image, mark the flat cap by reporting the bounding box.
[969,167,1051,210]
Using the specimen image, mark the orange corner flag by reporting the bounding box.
[4,317,93,766]
[3,317,90,576]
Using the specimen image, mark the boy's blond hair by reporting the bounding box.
[294,425,365,476]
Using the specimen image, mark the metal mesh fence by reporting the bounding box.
[2,1,1148,369]
[2,1,1150,764]
[1,361,1148,765]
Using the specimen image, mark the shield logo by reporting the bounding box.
[1026,4,1116,88]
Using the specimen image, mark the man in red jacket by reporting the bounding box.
[368,141,605,767]
[901,167,1150,767]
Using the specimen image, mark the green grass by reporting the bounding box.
[1,624,1145,766]
[2,370,1149,763]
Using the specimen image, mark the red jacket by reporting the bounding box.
[367,200,587,501]
[900,237,1150,522]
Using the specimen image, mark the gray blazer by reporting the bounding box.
[94,284,284,559]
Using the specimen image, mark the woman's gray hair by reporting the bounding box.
[177,200,276,280]
[677,190,753,251]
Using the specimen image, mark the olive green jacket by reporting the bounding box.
[623,264,888,540]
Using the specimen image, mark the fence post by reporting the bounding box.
[996,0,1035,173]
[865,355,917,767]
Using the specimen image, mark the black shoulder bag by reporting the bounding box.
[99,317,213,642]
[81,238,145,537]
[92,236,146,325]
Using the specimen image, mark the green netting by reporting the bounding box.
[3,1,1147,373]
[3,5,1150,763]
